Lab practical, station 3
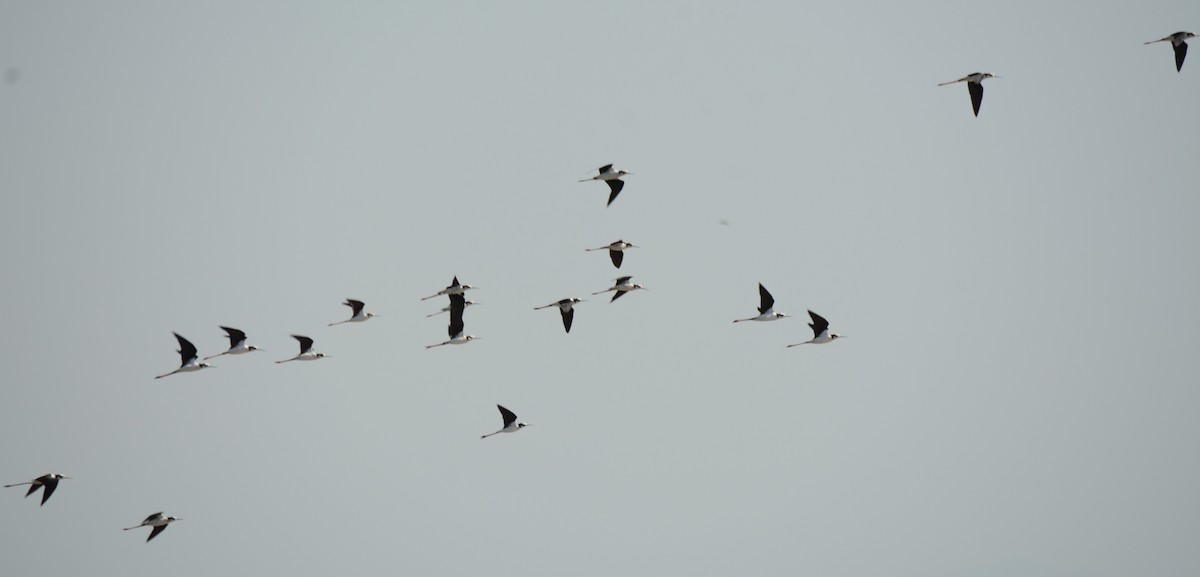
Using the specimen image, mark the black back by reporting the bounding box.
[606,179,625,206]
[497,404,518,427]
[598,164,613,173]
[1175,41,1189,72]
[448,293,466,338]
[757,283,775,314]
[344,299,366,316]
[808,310,830,337]
[292,335,315,354]
[219,326,247,348]
[173,333,198,366]
[610,249,624,268]
[968,82,984,117]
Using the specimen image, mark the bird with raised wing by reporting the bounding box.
[787,310,845,347]
[481,405,530,439]
[155,333,214,379]
[329,299,378,326]
[426,294,480,348]
[733,283,789,323]
[276,335,329,363]
[421,276,477,301]
[203,326,261,360]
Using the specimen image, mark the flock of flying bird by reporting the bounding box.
[6,27,1194,545]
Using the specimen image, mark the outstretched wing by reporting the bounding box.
[147,524,168,542]
[144,512,164,523]
[757,283,775,314]
[968,82,984,117]
[344,299,366,316]
[808,310,830,337]
[610,249,624,268]
[220,326,247,347]
[39,478,58,505]
[562,308,575,333]
[597,163,613,174]
[1175,41,1188,72]
[173,333,198,366]
[497,404,518,427]
[292,335,315,354]
[448,294,466,338]
[606,179,625,206]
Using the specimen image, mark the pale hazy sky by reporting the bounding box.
[2,1,1199,576]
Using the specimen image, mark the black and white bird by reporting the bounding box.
[579,164,632,207]
[203,326,261,360]
[4,473,70,506]
[534,298,586,333]
[481,404,530,439]
[276,335,329,363]
[733,283,789,323]
[426,294,479,348]
[421,276,477,301]
[591,276,647,302]
[155,333,214,379]
[938,72,999,117]
[328,299,378,326]
[1145,31,1196,72]
[426,299,479,317]
[787,310,845,347]
[586,240,637,268]
[124,512,181,542]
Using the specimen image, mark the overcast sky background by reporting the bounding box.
[2,1,1199,575]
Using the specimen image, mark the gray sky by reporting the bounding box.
[2,1,1199,575]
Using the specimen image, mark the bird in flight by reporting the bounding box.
[155,333,214,379]
[276,335,329,363]
[124,512,182,542]
[1145,31,1195,72]
[579,164,633,207]
[586,240,637,268]
[591,276,647,303]
[732,283,789,323]
[534,298,586,333]
[938,72,999,117]
[204,326,261,360]
[787,310,845,347]
[328,299,378,326]
[4,473,71,506]
[426,294,480,348]
[481,405,530,439]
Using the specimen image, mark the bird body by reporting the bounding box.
[329,299,377,326]
[1145,31,1195,71]
[481,404,530,439]
[276,335,329,363]
[733,283,789,322]
[155,333,214,379]
[787,310,845,347]
[124,512,181,542]
[4,473,70,506]
[203,326,260,360]
[938,72,999,117]
[535,298,586,333]
[591,276,647,302]
[586,240,637,268]
[421,276,476,301]
[427,300,478,317]
[579,164,633,207]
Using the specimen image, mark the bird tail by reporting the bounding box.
[202,352,227,361]
[327,320,349,327]
[4,482,33,488]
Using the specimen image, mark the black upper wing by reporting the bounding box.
[39,477,58,505]
[292,335,315,354]
[562,308,575,333]
[808,310,830,337]
[173,333,198,366]
[497,404,518,427]
[606,179,625,206]
[967,82,984,117]
[219,326,247,347]
[147,524,168,542]
[344,299,366,316]
[757,283,775,314]
[598,164,613,174]
[610,249,624,268]
[1175,41,1188,72]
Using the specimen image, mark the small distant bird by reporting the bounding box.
[421,276,476,301]
[733,283,789,323]
[1145,31,1196,72]
[426,300,479,317]
[938,72,999,117]
[124,512,181,542]
[426,294,480,348]
[155,333,214,379]
[579,164,633,207]
[203,326,261,360]
[534,298,586,333]
[787,310,845,347]
[586,240,637,268]
[481,404,530,439]
[4,473,70,506]
[276,335,329,363]
[591,276,647,302]
[328,299,378,326]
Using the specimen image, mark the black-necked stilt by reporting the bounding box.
[4,473,70,506]
[481,404,530,439]
[421,276,476,301]
[733,283,789,323]
[426,300,478,317]
[155,333,214,379]
[1145,32,1196,72]
[586,240,637,268]
[938,72,999,117]
[203,326,261,360]
[426,294,480,348]
[328,299,378,326]
[579,164,632,207]
[591,276,647,303]
[534,298,586,333]
[787,310,845,347]
[124,512,181,542]
[276,335,329,363]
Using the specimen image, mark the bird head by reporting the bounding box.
[366,312,378,318]
[618,170,632,176]
[248,345,260,352]
[465,335,480,342]
[776,312,788,318]
[316,353,329,358]
[199,363,213,369]
[830,333,844,340]
[167,516,181,522]
[52,474,71,480]
[517,422,530,428]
